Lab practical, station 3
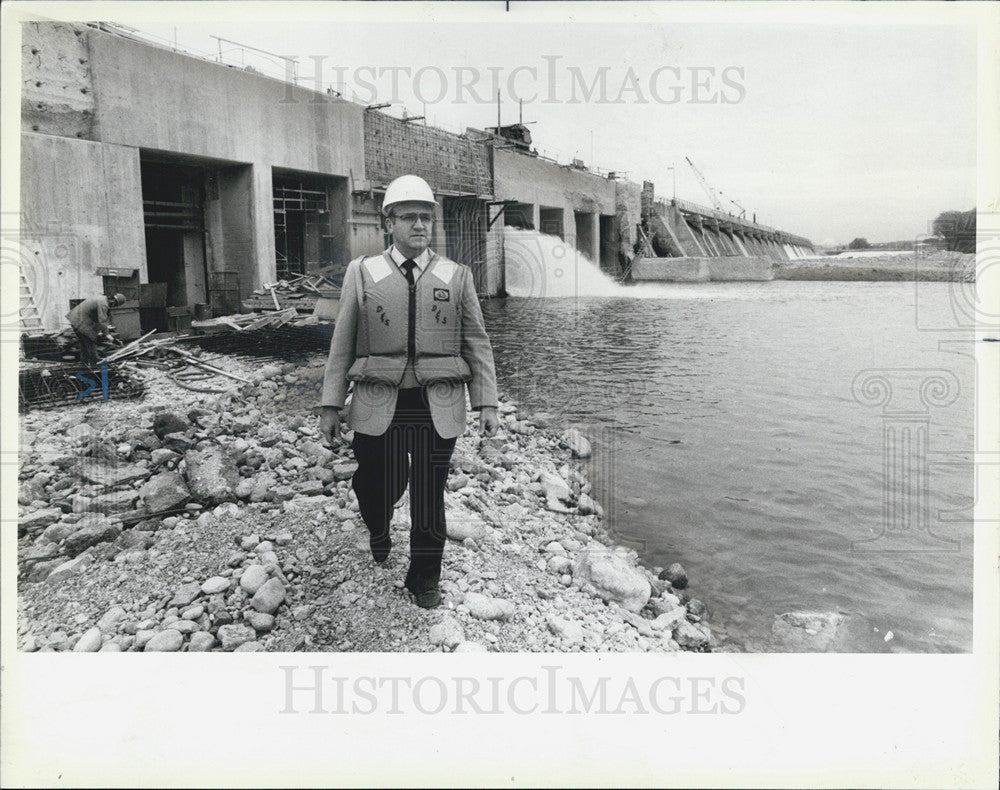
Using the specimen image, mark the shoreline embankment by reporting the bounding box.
[631,251,975,283]
[16,352,714,654]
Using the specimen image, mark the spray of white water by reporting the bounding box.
[502,228,627,297]
[502,228,736,299]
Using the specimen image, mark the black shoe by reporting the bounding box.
[369,535,391,564]
[413,588,443,609]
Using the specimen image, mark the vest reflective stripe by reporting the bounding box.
[348,252,470,384]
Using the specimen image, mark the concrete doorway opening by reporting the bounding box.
[442,195,487,291]
[502,201,535,229]
[272,170,350,281]
[539,206,564,239]
[140,156,208,331]
[573,210,596,261]
[599,214,617,271]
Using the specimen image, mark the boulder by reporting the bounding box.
[184,447,239,505]
[63,516,123,556]
[45,555,91,584]
[144,630,184,652]
[217,624,255,651]
[573,546,651,613]
[562,428,592,458]
[659,562,688,590]
[139,472,190,513]
[239,564,269,594]
[429,618,464,649]
[453,641,488,653]
[19,508,62,535]
[251,578,286,614]
[40,520,76,544]
[188,632,216,652]
[546,616,585,645]
[77,462,148,489]
[672,620,711,650]
[463,592,514,621]
[73,627,103,652]
[152,411,191,439]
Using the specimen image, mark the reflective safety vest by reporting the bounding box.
[346,251,473,385]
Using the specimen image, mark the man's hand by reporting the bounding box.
[320,407,342,445]
[479,406,499,437]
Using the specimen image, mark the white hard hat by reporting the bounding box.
[382,174,438,215]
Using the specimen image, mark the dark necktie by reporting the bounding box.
[402,258,417,286]
[402,259,417,362]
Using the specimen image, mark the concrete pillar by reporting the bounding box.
[652,205,704,256]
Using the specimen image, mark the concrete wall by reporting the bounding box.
[632,256,775,282]
[494,148,616,262]
[21,22,370,327]
[20,133,147,329]
[84,28,365,175]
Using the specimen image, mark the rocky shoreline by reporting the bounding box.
[773,250,975,281]
[16,349,715,654]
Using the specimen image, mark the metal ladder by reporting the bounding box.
[19,269,45,334]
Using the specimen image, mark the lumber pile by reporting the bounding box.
[241,273,341,313]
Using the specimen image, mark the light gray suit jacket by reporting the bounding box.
[321,250,498,439]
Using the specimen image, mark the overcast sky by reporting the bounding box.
[132,10,979,246]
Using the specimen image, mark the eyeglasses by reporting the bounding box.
[393,213,435,224]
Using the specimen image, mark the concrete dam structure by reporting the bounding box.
[631,184,815,283]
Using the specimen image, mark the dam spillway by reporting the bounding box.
[631,190,815,282]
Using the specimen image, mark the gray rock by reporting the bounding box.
[73,627,103,652]
[429,618,464,649]
[134,630,157,649]
[672,620,711,650]
[659,562,688,589]
[164,620,200,635]
[153,412,191,439]
[45,555,90,584]
[40,521,77,544]
[453,641,488,653]
[151,448,181,466]
[251,578,285,614]
[139,472,190,513]
[96,605,126,632]
[188,632,216,652]
[562,428,592,458]
[539,470,572,503]
[185,447,239,505]
[144,630,184,652]
[463,592,515,621]
[64,517,122,556]
[19,508,63,534]
[446,514,487,542]
[239,564,269,594]
[240,535,261,551]
[234,641,263,652]
[246,611,275,633]
[201,576,231,595]
[169,581,202,607]
[546,616,584,644]
[99,642,123,652]
[217,623,256,651]
[78,462,148,489]
[573,546,651,613]
[332,461,358,481]
[181,605,205,620]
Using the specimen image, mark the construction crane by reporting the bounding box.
[685,156,722,212]
[728,197,747,219]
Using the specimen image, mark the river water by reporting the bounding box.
[483,230,975,652]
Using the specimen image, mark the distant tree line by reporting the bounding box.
[933,209,976,253]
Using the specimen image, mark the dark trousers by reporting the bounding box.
[74,329,100,366]
[351,387,457,594]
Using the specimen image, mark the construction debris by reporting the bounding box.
[240,273,341,314]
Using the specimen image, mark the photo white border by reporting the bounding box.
[2,2,997,787]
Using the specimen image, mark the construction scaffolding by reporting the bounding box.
[364,110,493,196]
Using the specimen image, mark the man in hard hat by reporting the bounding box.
[67,293,125,366]
[320,174,500,609]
